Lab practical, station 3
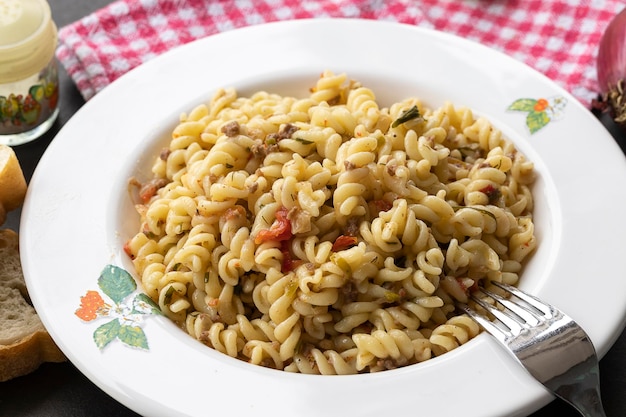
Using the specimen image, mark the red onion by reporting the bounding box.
[597,7,626,127]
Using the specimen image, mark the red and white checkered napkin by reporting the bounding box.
[56,0,624,105]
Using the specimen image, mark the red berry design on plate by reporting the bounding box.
[75,290,106,321]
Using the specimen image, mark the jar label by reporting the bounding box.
[0,60,59,135]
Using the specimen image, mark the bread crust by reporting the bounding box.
[0,145,66,381]
[0,144,27,225]
[0,229,66,381]
[0,331,66,382]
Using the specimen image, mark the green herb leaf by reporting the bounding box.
[384,291,401,303]
[331,254,353,275]
[392,105,422,128]
[294,137,314,145]
[164,286,176,305]
[98,265,137,305]
[453,206,497,222]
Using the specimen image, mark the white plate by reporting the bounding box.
[21,19,626,417]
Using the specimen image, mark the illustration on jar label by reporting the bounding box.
[0,62,59,134]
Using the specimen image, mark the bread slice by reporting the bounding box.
[0,229,65,382]
[0,144,28,226]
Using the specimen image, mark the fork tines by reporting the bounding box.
[458,281,554,341]
[457,281,607,416]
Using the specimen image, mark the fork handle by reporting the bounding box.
[552,364,607,417]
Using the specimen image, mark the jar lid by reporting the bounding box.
[0,0,57,83]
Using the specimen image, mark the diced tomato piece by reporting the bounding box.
[123,241,135,259]
[254,206,292,244]
[332,235,358,252]
[458,277,479,294]
[479,184,501,204]
[280,240,303,273]
[139,187,156,204]
[138,178,168,204]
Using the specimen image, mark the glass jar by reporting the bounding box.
[0,0,59,146]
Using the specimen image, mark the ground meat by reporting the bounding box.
[376,357,408,370]
[247,182,259,194]
[344,160,356,170]
[159,148,171,161]
[341,280,359,303]
[252,142,279,159]
[221,121,241,137]
[251,143,268,158]
[266,123,299,142]
[129,177,170,204]
[386,161,397,176]
[344,217,359,236]
[327,95,341,106]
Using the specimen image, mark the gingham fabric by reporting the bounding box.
[56,0,625,105]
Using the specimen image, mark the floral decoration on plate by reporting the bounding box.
[75,264,161,350]
[508,96,567,134]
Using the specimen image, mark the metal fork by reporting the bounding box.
[457,281,607,417]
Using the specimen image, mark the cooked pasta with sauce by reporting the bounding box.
[124,71,537,374]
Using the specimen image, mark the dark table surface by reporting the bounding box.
[2,1,626,416]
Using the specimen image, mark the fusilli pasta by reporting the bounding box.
[125,71,536,374]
